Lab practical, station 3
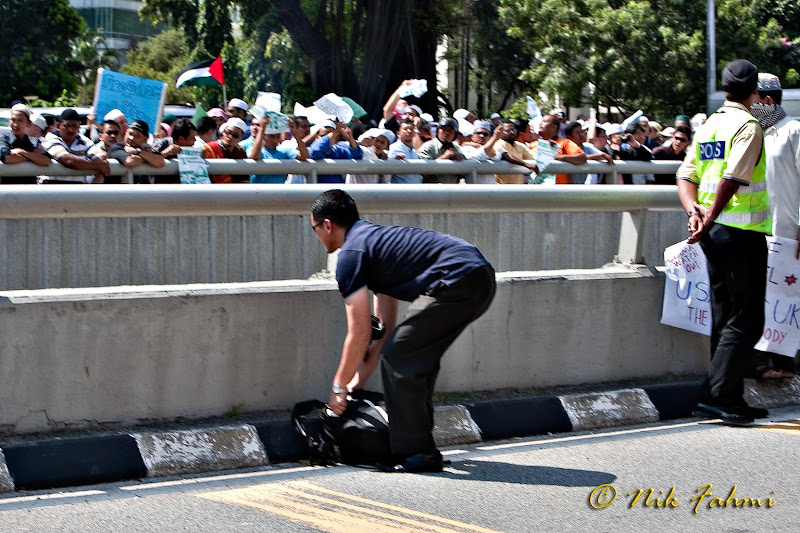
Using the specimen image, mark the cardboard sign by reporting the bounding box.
[178,147,210,184]
[93,69,167,134]
[755,236,800,357]
[660,240,712,335]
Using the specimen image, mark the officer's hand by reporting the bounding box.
[328,391,348,416]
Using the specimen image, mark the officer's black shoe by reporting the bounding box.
[693,402,754,425]
[377,450,445,473]
[730,403,769,419]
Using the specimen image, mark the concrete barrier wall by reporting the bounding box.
[0,211,686,290]
[0,266,708,435]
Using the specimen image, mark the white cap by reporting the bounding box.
[490,112,501,119]
[104,109,125,121]
[223,117,247,134]
[457,118,475,136]
[453,108,470,120]
[229,98,248,111]
[359,128,396,144]
[605,123,624,136]
[11,103,31,117]
[30,113,47,131]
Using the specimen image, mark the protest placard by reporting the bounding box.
[256,92,282,112]
[178,147,210,184]
[755,236,800,357]
[93,69,167,134]
[531,140,557,184]
[313,93,354,124]
[660,240,712,335]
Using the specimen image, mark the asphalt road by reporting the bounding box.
[1,406,799,533]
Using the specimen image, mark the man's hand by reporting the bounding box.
[524,161,539,174]
[160,144,182,158]
[395,153,406,160]
[686,202,710,244]
[94,158,111,175]
[599,152,614,164]
[328,391,348,416]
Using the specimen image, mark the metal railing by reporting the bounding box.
[0,159,684,266]
[0,159,682,183]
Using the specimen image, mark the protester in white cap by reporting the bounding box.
[346,128,394,184]
[750,71,799,380]
[103,109,128,138]
[490,113,502,128]
[459,120,503,184]
[0,104,51,182]
[226,99,250,139]
[453,108,476,124]
[27,113,48,140]
[201,117,249,183]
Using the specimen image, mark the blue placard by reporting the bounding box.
[93,69,167,134]
[699,141,726,161]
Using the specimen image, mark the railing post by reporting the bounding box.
[616,209,647,264]
[122,169,134,184]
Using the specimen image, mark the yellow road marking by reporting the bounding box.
[758,419,800,435]
[200,480,505,533]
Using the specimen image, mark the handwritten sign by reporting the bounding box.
[313,93,354,124]
[177,147,210,184]
[92,69,167,134]
[755,236,800,357]
[531,140,557,184]
[399,79,428,98]
[660,240,711,335]
[255,92,282,113]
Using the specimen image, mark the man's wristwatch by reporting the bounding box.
[332,384,348,395]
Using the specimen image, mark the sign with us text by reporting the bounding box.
[660,240,712,335]
[755,235,800,357]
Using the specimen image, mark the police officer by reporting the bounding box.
[677,59,772,425]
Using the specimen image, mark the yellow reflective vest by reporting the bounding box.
[694,104,771,234]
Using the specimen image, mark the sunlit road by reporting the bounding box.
[2,406,799,532]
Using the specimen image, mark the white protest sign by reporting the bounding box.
[531,140,557,184]
[313,93,354,124]
[399,79,428,98]
[177,147,210,184]
[294,103,334,125]
[264,111,290,134]
[660,240,711,335]
[755,235,800,357]
[255,92,282,112]
[526,96,542,119]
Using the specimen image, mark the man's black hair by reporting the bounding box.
[351,123,369,140]
[397,118,415,127]
[625,122,644,135]
[674,125,692,139]
[565,121,582,137]
[757,90,783,105]
[311,189,360,230]
[102,120,117,130]
[43,114,55,127]
[197,116,217,135]
[171,118,196,141]
[510,119,527,135]
[499,119,514,126]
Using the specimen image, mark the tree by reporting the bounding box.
[496,0,800,120]
[71,26,119,105]
[0,0,84,105]
[123,29,196,104]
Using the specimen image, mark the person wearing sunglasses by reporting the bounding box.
[201,117,249,183]
[652,125,693,185]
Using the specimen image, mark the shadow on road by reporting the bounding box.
[436,459,616,487]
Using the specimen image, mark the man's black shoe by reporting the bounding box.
[693,403,754,425]
[376,451,444,473]
[731,404,769,419]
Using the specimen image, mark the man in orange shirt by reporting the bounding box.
[533,114,586,184]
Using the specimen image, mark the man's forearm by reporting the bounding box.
[707,178,741,221]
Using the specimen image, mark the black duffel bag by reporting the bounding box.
[292,390,391,467]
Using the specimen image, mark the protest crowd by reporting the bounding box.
[0,79,710,185]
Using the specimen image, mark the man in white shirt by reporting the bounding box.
[751,72,799,379]
[387,119,424,184]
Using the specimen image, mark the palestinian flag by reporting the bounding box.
[176,57,225,88]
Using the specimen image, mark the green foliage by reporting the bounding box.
[0,0,84,105]
[71,26,119,105]
[123,29,196,104]
[27,90,80,108]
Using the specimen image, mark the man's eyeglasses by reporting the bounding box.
[225,130,242,139]
[311,220,325,232]
[474,131,490,136]
[104,130,120,136]
[674,136,689,143]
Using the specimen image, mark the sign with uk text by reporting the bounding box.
[755,235,800,357]
[660,240,712,335]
